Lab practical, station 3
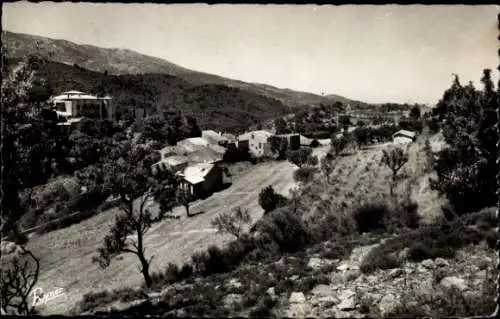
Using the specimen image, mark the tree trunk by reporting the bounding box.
[136,223,153,288]
[138,253,152,287]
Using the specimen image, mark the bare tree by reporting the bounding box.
[211,207,252,239]
[85,142,178,287]
[1,246,40,315]
[381,147,409,196]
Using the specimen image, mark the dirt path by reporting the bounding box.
[28,160,298,315]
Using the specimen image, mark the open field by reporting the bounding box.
[28,160,298,315]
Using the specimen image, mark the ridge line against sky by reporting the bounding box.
[3,3,499,105]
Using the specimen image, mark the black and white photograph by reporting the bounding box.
[1,3,499,317]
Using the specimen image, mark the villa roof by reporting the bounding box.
[177,162,215,185]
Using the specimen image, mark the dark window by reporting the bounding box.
[56,102,66,112]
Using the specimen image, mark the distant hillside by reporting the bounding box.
[5,58,289,133]
[2,30,365,108]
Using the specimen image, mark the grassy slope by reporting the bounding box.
[27,160,298,315]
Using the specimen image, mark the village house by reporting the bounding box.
[49,90,114,122]
[151,155,189,175]
[151,136,226,185]
[201,130,231,146]
[392,129,417,145]
[176,162,223,199]
[274,133,301,150]
[237,130,273,157]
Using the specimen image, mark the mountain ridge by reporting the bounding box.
[2,30,367,108]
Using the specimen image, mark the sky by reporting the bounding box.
[3,3,499,104]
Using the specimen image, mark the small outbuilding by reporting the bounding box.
[392,130,417,145]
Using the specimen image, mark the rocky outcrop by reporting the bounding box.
[279,240,494,318]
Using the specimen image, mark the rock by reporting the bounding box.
[316,295,340,307]
[440,276,468,291]
[337,263,350,271]
[378,293,400,316]
[389,268,403,278]
[310,284,331,297]
[289,292,306,304]
[468,265,479,274]
[148,292,163,304]
[414,276,434,298]
[287,302,312,317]
[223,293,242,308]
[227,278,242,289]
[308,257,323,270]
[343,269,361,282]
[365,275,378,284]
[337,289,356,310]
[364,292,383,304]
[434,257,449,267]
[421,259,436,269]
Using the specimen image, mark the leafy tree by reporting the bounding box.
[430,70,498,215]
[380,147,409,196]
[258,185,287,213]
[274,118,288,134]
[339,115,351,132]
[211,207,252,239]
[330,135,347,156]
[0,247,40,315]
[409,106,421,120]
[1,55,65,235]
[286,148,312,168]
[268,136,289,160]
[87,142,177,287]
[142,115,167,143]
[353,127,372,147]
[186,116,202,138]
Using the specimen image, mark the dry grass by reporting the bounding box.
[27,160,299,315]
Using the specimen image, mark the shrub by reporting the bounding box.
[353,203,389,233]
[258,185,287,213]
[293,167,317,184]
[310,139,320,148]
[360,252,402,274]
[407,243,455,262]
[79,291,113,313]
[295,275,330,294]
[256,208,311,253]
[202,245,230,276]
[249,295,277,317]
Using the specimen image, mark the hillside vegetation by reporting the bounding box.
[5,58,289,133]
[3,30,364,108]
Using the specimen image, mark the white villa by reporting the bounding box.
[49,90,114,122]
